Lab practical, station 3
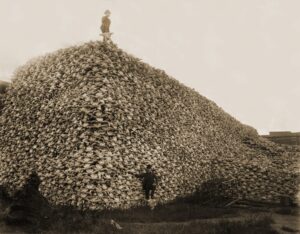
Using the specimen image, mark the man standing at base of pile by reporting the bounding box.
[101,10,112,43]
[136,165,158,201]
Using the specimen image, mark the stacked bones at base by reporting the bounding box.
[0,41,299,210]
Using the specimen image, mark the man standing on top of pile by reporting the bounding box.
[136,165,158,202]
[100,10,112,43]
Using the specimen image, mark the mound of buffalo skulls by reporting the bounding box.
[0,41,299,210]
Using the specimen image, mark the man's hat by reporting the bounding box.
[104,10,111,16]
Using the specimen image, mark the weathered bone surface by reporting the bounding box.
[0,41,299,210]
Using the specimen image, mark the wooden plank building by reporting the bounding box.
[0,80,9,93]
[262,131,300,146]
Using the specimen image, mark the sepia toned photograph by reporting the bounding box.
[0,1,299,233]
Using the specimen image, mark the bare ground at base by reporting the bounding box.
[0,200,298,234]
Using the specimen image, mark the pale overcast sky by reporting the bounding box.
[0,0,299,134]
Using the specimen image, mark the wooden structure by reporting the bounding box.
[0,80,9,94]
[262,131,300,146]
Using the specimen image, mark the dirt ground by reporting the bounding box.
[0,203,298,234]
[271,208,300,233]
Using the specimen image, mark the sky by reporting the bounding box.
[0,0,299,135]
